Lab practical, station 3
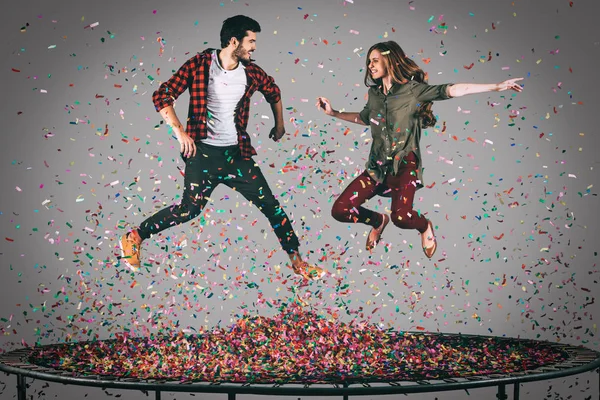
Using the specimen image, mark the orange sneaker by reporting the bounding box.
[291,261,326,281]
[120,231,142,271]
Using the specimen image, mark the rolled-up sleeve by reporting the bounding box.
[359,91,372,125]
[152,56,196,111]
[410,81,454,102]
[255,66,281,104]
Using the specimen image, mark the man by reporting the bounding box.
[120,15,325,281]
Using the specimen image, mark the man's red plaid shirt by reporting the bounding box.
[152,49,281,158]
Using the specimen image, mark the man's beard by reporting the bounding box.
[233,44,253,66]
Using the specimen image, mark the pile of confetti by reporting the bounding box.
[29,306,568,384]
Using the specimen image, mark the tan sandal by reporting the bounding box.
[366,214,390,251]
[422,220,437,259]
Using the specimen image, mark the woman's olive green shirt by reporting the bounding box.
[358,80,453,190]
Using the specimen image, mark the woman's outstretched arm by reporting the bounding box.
[448,78,524,97]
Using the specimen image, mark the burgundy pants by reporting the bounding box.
[331,152,428,233]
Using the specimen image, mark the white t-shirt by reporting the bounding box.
[203,50,247,146]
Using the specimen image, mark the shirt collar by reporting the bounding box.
[212,49,246,71]
[376,82,405,96]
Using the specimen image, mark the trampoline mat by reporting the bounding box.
[29,307,569,384]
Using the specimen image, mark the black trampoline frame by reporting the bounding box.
[1,334,599,400]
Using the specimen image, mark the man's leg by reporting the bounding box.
[120,150,216,270]
[225,157,325,280]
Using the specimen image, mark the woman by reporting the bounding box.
[316,41,523,258]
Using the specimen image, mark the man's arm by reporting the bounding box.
[153,56,198,157]
[152,56,195,111]
[268,99,286,141]
[249,65,287,141]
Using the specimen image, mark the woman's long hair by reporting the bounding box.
[364,41,436,128]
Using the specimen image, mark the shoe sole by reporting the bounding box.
[120,235,140,272]
[310,270,327,280]
[293,269,326,281]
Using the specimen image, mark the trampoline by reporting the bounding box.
[1,308,599,399]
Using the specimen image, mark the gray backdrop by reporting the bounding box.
[1,0,599,399]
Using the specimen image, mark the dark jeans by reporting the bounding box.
[137,142,300,254]
[331,152,429,233]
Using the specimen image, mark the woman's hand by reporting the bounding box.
[315,96,335,116]
[496,78,524,92]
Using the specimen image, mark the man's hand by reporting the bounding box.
[269,125,285,142]
[175,130,197,157]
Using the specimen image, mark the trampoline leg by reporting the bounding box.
[228,393,236,400]
[513,382,520,400]
[17,374,26,400]
[155,391,161,400]
[496,384,507,400]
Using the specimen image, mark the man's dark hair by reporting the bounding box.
[220,15,261,48]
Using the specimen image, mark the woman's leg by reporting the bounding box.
[331,171,383,228]
[332,171,392,250]
[386,152,428,233]
[386,152,436,257]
